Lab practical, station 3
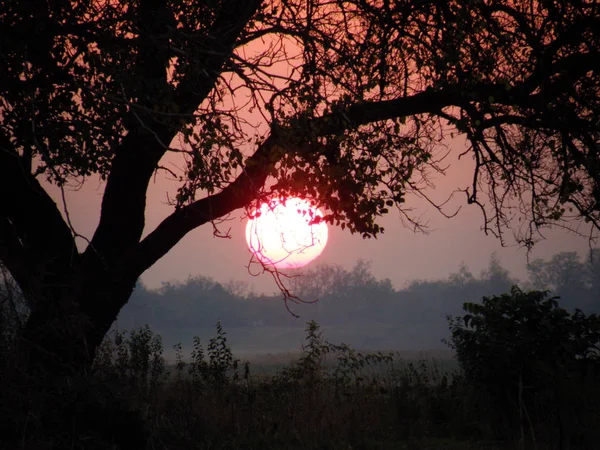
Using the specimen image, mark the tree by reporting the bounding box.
[288,260,395,323]
[527,251,586,292]
[527,250,600,311]
[480,253,513,295]
[447,287,600,444]
[1,0,599,373]
[586,248,600,295]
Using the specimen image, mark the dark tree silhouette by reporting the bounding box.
[1,0,599,373]
[448,287,600,445]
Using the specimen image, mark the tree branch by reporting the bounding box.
[107,33,600,277]
[125,81,531,275]
[173,0,265,115]
[85,0,264,266]
[126,134,278,275]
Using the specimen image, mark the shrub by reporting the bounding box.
[447,286,600,447]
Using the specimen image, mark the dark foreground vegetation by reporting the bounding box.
[1,287,600,450]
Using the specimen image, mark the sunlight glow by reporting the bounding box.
[245,197,328,269]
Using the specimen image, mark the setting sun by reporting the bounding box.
[245,197,328,269]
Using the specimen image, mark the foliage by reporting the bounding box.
[185,321,239,386]
[98,320,600,449]
[155,321,474,450]
[3,0,599,241]
[447,286,600,445]
[3,316,600,449]
[93,324,166,401]
[0,328,156,450]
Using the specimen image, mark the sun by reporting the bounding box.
[245,197,328,269]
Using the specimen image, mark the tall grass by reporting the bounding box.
[87,321,510,449]
[2,321,598,449]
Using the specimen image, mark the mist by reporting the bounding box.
[113,250,600,361]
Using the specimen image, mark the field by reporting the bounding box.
[91,322,599,449]
[154,322,451,363]
[2,321,598,449]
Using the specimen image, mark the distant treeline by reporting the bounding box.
[114,251,600,351]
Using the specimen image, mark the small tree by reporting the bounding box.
[447,286,600,445]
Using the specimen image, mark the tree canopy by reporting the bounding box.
[1,0,599,368]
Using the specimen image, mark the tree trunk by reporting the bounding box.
[1,274,150,449]
[17,270,138,376]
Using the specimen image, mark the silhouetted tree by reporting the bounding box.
[587,248,600,295]
[480,253,513,295]
[527,250,600,311]
[1,1,600,374]
[448,264,476,290]
[448,286,600,446]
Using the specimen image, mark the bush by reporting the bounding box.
[447,286,600,447]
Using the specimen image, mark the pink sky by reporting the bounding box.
[44,134,592,296]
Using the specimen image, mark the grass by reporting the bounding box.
[1,321,598,449]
